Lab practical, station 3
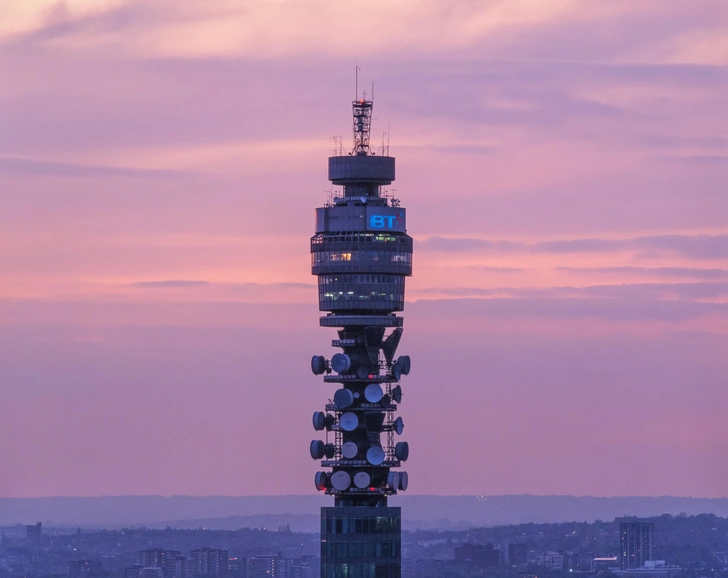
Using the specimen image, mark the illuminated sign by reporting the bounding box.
[370,215,396,229]
[369,211,404,230]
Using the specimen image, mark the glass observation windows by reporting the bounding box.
[312,251,411,265]
[317,275,405,312]
[311,250,412,276]
[311,232,412,249]
[324,252,352,261]
[311,232,413,276]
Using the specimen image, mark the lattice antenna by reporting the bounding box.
[352,98,373,155]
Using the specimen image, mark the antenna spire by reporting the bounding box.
[355,64,359,100]
[352,67,372,156]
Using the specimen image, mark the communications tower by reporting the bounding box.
[309,94,412,578]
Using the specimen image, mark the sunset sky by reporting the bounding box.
[1,0,726,499]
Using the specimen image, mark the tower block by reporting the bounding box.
[309,97,412,578]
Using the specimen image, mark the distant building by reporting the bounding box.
[289,561,315,578]
[138,550,182,569]
[169,555,188,578]
[190,548,228,578]
[532,551,565,571]
[591,556,619,572]
[26,523,42,543]
[247,555,291,578]
[619,520,655,570]
[502,541,528,565]
[124,565,143,578]
[228,558,246,578]
[455,543,500,567]
[140,568,164,578]
[137,550,185,578]
[68,560,102,578]
[613,560,682,578]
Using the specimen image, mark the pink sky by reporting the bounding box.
[0,0,726,499]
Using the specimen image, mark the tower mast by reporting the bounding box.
[309,93,413,578]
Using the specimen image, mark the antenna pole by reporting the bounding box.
[387,118,391,155]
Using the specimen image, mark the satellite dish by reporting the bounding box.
[324,443,336,459]
[394,441,409,461]
[331,353,351,373]
[394,417,404,435]
[366,446,385,465]
[354,471,371,489]
[311,355,327,375]
[310,440,325,460]
[330,470,351,491]
[324,414,335,430]
[314,471,328,490]
[392,385,402,404]
[387,471,400,489]
[356,366,370,379]
[364,383,383,403]
[364,412,385,432]
[341,442,358,459]
[333,388,354,409]
[392,362,402,381]
[339,412,359,431]
[398,471,408,491]
[398,355,411,375]
[312,411,325,431]
[380,394,391,406]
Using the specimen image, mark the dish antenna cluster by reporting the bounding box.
[308,84,413,577]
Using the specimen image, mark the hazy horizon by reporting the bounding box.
[4,495,728,531]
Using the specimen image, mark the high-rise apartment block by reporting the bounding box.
[620,520,655,569]
[26,523,42,543]
[189,548,228,578]
[137,549,186,578]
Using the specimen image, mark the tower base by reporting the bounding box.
[321,506,401,578]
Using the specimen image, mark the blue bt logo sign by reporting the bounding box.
[369,211,404,229]
[370,215,397,229]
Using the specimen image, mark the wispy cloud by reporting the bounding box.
[130,280,315,292]
[412,282,728,302]
[0,156,192,178]
[411,296,726,323]
[556,267,728,279]
[470,265,526,273]
[132,280,211,288]
[653,155,728,165]
[419,234,728,259]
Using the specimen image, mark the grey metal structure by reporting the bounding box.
[310,96,412,578]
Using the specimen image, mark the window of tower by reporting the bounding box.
[318,274,405,311]
[311,251,412,266]
[310,232,412,251]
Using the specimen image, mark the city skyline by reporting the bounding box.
[1,1,726,499]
